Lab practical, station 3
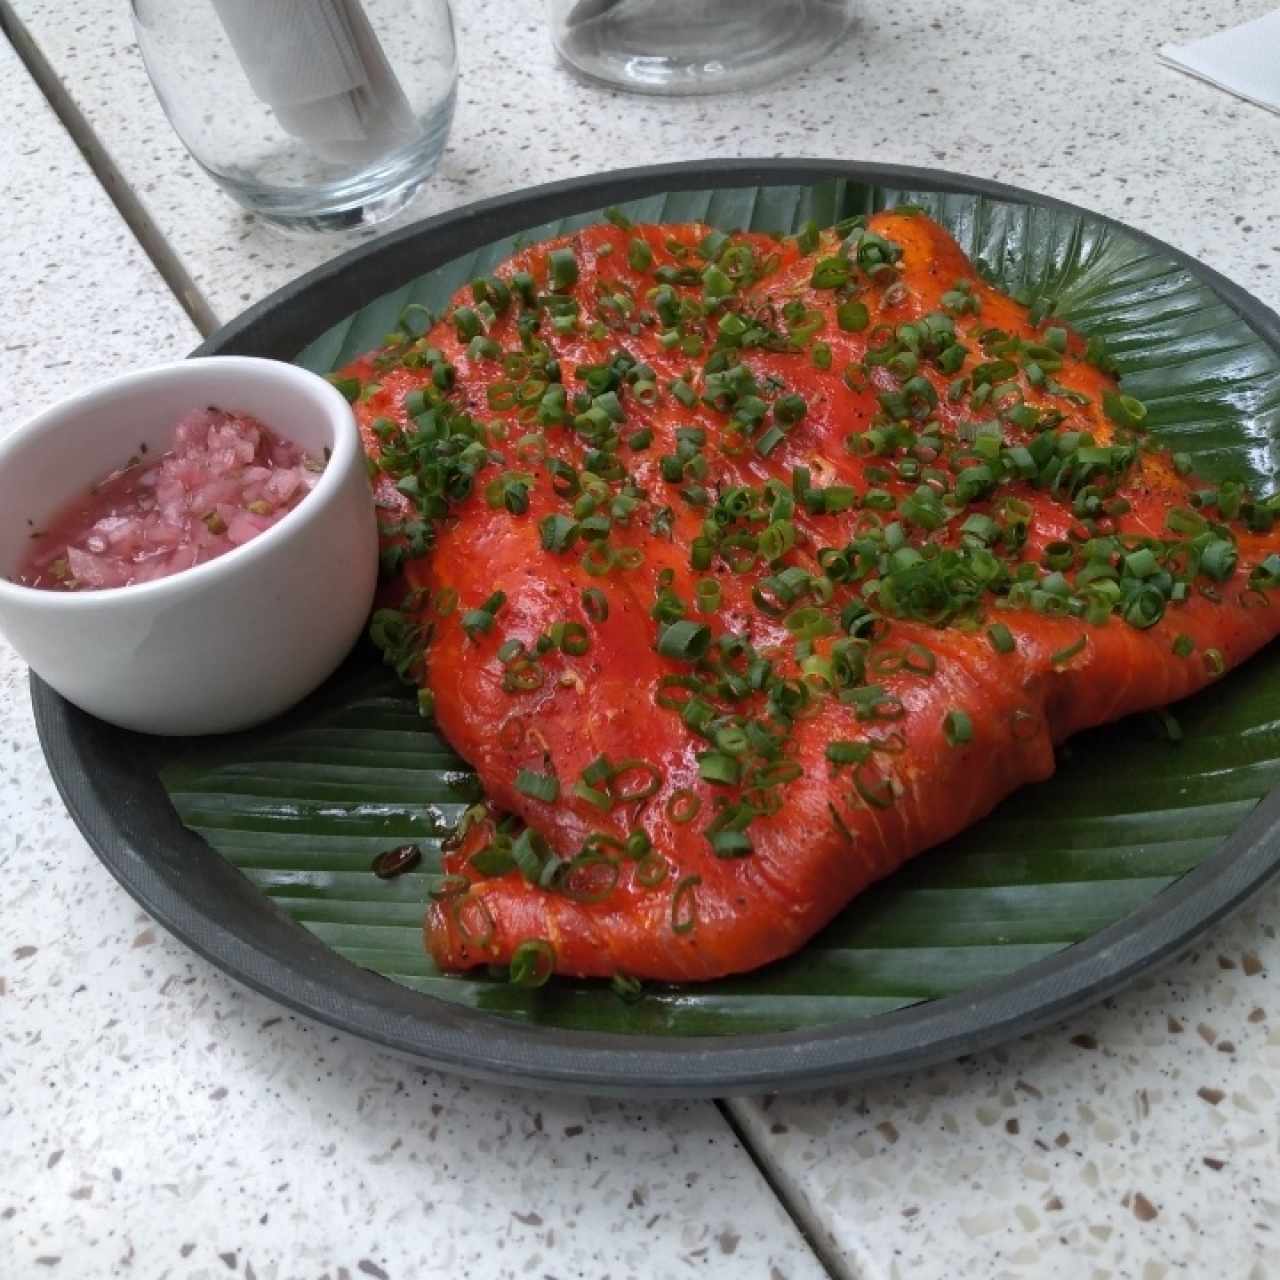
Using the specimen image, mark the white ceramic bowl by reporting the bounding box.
[0,356,379,735]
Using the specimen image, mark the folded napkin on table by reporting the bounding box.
[1158,9,1280,114]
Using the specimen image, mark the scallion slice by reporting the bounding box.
[509,939,556,988]
[627,237,653,271]
[697,752,741,786]
[665,789,701,824]
[548,247,579,291]
[986,623,1015,654]
[1051,635,1087,667]
[671,875,701,934]
[657,619,711,661]
[516,769,559,803]
[710,830,753,858]
[943,709,973,746]
[539,513,579,552]
[825,740,872,766]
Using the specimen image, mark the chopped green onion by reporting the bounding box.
[1200,538,1238,582]
[699,229,729,260]
[560,851,620,904]
[555,621,591,655]
[671,875,701,934]
[611,759,663,804]
[461,590,506,639]
[670,377,697,407]
[657,619,711,661]
[516,769,559,803]
[987,623,1016,654]
[710,830,753,858]
[327,375,361,402]
[539,513,579,553]
[702,264,734,300]
[581,545,615,576]
[635,851,669,888]
[810,257,850,289]
[1122,585,1165,630]
[756,425,787,457]
[627,237,653,271]
[625,830,652,861]
[510,828,550,884]
[1167,504,1203,535]
[1124,548,1158,579]
[837,300,870,332]
[774,394,807,425]
[1102,390,1147,429]
[825,740,872,766]
[697,752,741,786]
[903,643,936,676]
[470,843,516,877]
[1252,553,1280,587]
[502,657,545,693]
[582,587,609,623]
[666,789,701,825]
[548,247,579,291]
[853,762,895,809]
[509,938,556,988]
[452,307,482,341]
[573,779,613,811]
[696,579,722,613]
[943,709,973,746]
[1051,635,1087,667]
[581,753,613,787]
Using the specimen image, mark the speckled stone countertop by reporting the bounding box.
[3,0,1280,1276]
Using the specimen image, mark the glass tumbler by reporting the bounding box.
[131,0,458,232]
[546,0,854,96]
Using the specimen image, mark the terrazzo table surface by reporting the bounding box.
[2,0,1280,1276]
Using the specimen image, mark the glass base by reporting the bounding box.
[245,175,429,236]
[552,0,853,96]
[203,89,454,236]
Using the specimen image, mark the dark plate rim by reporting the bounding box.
[33,158,1280,1098]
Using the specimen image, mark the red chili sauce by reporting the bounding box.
[14,407,323,591]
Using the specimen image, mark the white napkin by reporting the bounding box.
[1159,9,1280,115]
[212,0,415,163]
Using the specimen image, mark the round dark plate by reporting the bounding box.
[33,160,1280,1097]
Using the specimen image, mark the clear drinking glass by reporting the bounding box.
[546,0,854,95]
[131,0,458,232]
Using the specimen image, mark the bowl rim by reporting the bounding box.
[0,355,358,608]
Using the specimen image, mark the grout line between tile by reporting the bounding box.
[0,5,218,336]
[717,1097,864,1280]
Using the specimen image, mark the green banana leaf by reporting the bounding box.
[161,179,1280,1036]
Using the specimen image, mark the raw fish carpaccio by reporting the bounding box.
[342,210,1280,984]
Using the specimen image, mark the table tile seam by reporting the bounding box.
[716,1098,859,1280]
